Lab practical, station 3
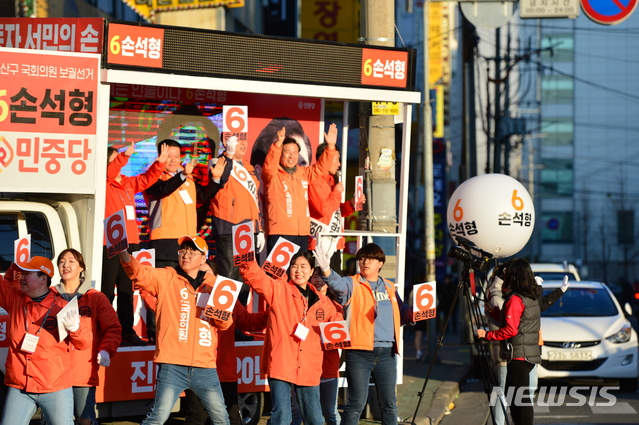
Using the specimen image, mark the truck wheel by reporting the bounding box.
[239,392,262,425]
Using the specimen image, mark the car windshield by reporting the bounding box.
[542,287,618,317]
[535,272,578,281]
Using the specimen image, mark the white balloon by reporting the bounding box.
[447,174,535,258]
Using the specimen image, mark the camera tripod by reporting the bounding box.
[410,264,510,425]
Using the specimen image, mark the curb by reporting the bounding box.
[422,380,460,425]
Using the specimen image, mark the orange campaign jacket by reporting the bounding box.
[52,282,122,387]
[209,157,262,236]
[308,174,356,251]
[121,256,231,368]
[321,300,343,380]
[105,152,164,245]
[0,274,92,394]
[239,261,341,387]
[216,303,269,383]
[262,143,338,236]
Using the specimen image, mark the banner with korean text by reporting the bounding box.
[0,48,100,194]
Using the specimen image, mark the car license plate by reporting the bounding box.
[547,350,592,361]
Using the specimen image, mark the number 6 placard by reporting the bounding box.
[204,275,242,322]
[319,321,352,350]
[223,105,248,143]
[354,175,364,211]
[133,249,156,268]
[263,237,300,280]
[232,222,255,266]
[14,235,31,264]
[412,281,436,322]
[104,209,129,259]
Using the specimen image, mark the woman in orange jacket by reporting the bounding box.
[47,249,122,425]
[239,252,341,425]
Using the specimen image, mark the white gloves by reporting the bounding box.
[255,232,265,253]
[534,276,544,286]
[61,309,80,333]
[561,275,570,292]
[97,350,111,367]
[313,242,331,273]
[226,136,239,156]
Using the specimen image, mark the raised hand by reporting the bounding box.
[157,142,169,163]
[183,158,197,177]
[124,140,135,157]
[324,123,338,147]
[210,156,227,180]
[275,127,286,146]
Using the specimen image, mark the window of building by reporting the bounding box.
[541,34,574,62]
[541,211,573,243]
[541,117,573,146]
[540,159,573,197]
[541,76,573,104]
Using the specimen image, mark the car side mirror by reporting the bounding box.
[624,302,633,317]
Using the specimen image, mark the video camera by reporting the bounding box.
[447,236,493,274]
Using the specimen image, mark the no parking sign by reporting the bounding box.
[581,0,637,24]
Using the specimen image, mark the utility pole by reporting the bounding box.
[493,28,502,174]
[503,23,512,176]
[359,0,398,278]
[461,14,477,180]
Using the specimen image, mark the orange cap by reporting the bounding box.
[178,235,208,257]
[16,256,54,278]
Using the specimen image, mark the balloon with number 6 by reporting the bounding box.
[447,174,535,258]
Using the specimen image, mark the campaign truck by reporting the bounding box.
[0,17,419,422]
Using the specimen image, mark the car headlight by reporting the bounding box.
[606,323,632,343]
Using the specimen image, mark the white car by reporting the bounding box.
[538,280,639,391]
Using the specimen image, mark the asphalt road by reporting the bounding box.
[441,379,639,425]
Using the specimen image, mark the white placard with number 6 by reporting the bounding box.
[223,105,248,133]
[232,222,255,256]
[319,321,351,349]
[265,238,300,271]
[133,249,156,268]
[14,235,31,264]
[412,281,436,321]
[104,209,129,258]
[207,275,242,313]
[354,175,364,211]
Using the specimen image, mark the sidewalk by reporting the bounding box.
[397,326,470,425]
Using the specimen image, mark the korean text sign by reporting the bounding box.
[0,48,99,193]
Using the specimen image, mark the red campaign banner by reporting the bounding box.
[95,346,157,403]
[361,48,408,88]
[0,50,98,135]
[236,341,269,393]
[107,24,164,68]
[0,18,104,53]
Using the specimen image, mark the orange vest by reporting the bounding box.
[121,257,232,368]
[344,274,402,353]
[146,172,197,241]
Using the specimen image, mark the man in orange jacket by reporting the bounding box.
[103,141,168,346]
[308,142,365,274]
[0,256,92,425]
[262,124,339,253]
[208,135,264,284]
[118,236,231,425]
